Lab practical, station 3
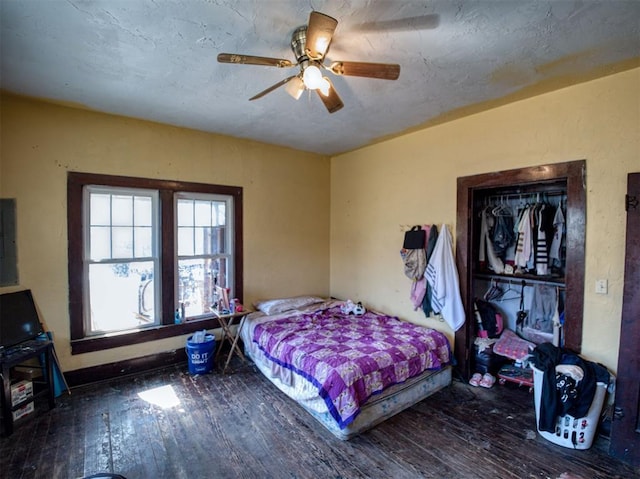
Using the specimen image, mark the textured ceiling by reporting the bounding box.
[1,0,639,155]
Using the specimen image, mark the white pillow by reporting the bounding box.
[254,296,324,315]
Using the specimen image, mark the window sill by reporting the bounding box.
[71,317,224,355]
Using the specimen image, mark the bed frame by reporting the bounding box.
[245,339,452,440]
[293,365,451,440]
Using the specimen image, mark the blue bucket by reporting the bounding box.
[186,334,216,375]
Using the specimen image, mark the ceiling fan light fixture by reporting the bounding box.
[218,10,400,113]
[285,76,305,100]
[302,64,323,90]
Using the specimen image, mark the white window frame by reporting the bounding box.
[175,192,234,318]
[83,185,161,335]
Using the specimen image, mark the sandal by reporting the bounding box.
[479,373,496,388]
[469,372,482,387]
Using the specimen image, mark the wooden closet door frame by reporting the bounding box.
[454,160,586,380]
[609,172,640,466]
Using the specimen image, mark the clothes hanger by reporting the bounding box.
[483,279,504,301]
[497,281,521,302]
[493,202,514,217]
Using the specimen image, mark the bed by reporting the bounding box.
[239,297,453,440]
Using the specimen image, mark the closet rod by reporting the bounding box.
[483,190,566,202]
[475,273,565,289]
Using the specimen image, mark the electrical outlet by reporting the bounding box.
[595,279,608,294]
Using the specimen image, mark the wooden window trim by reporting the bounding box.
[67,172,243,355]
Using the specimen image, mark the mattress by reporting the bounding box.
[240,299,453,439]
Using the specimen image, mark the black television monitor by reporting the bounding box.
[0,290,45,350]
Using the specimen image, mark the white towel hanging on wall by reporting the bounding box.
[424,224,466,331]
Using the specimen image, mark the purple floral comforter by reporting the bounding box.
[252,305,451,428]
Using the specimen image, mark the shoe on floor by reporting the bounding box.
[479,373,496,388]
[469,372,482,387]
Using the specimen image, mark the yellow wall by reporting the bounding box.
[330,67,640,373]
[0,95,330,371]
[1,67,637,376]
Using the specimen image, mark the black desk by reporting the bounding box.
[0,339,56,436]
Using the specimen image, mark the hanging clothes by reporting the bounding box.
[535,204,549,276]
[526,206,536,271]
[410,278,427,310]
[479,207,504,273]
[549,203,565,266]
[478,208,489,269]
[480,194,565,277]
[407,225,431,310]
[425,224,465,331]
[540,201,556,261]
[492,205,515,260]
[550,287,562,347]
[527,284,557,334]
[422,225,439,317]
[401,248,426,280]
[514,206,533,269]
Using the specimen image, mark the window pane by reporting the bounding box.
[177,200,193,226]
[212,257,229,290]
[194,200,211,227]
[88,261,156,333]
[90,226,111,260]
[112,226,133,258]
[134,226,153,257]
[180,225,226,256]
[134,196,152,226]
[90,194,111,226]
[215,203,226,226]
[212,226,226,254]
[112,195,133,226]
[194,227,208,255]
[177,227,194,256]
[178,258,226,318]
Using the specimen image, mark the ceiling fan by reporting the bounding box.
[217,11,400,113]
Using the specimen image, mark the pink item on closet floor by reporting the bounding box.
[493,329,535,361]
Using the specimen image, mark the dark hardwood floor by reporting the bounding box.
[2,359,638,479]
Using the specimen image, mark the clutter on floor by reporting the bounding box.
[529,342,610,449]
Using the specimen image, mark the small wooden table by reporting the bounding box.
[212,309,251,374]
[1,339,56,436]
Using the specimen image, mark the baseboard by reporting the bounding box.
[64,348,188,388]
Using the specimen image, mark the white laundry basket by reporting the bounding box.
[532,366,607,449]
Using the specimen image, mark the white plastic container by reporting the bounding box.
[12,401,34,421]
[10,379,33,406]
[532,366,607,449]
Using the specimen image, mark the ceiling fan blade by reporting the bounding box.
[217,53,294,68]
[305,11,338,60]
[249,75,298,101]
[329,61,400,80]
[316,78,343,114]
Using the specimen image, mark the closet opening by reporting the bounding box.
[454,160,586,381]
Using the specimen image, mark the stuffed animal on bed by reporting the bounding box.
[341,300,366,315]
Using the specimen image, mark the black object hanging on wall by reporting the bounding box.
[403,225,425,249]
